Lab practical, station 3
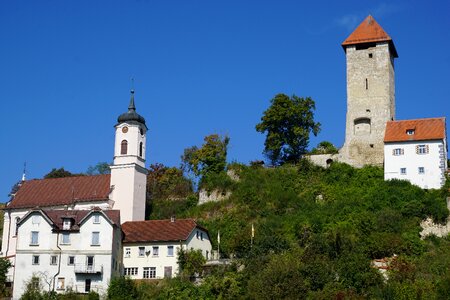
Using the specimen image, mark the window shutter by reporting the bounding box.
[401,148,404,155]
[426,145,429,154]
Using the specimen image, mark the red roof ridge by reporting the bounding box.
[387,117,445,123]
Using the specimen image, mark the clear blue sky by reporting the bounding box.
[1,0,449,201]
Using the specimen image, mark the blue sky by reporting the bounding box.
[1,0,449,200]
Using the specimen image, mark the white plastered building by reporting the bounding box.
[384,117,447,189]
[121,218,212,279]
[12,209,122,299]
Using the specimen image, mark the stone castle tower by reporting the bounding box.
[110,90,148,222]
[339,15,398,167]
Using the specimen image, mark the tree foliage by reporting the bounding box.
[147,163,193,201]
[44,168,84,179]
[256,94,321,165]
[181,134,229,181]
[86,162,110,175]
[177,248,206,278]
[310,141,339,154]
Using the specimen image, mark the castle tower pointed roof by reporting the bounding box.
[342,15,398,57]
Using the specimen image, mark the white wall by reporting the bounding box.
[122,228,212,279]
[12,212,121,299]
[384,140,447,189]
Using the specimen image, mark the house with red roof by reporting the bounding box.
[384,117,448,189]
[12,208,122,298]
[121,218,212,279]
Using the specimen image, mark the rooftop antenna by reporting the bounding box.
[21,162,27,181]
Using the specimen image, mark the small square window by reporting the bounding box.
[418,167,425,174]
[368,53,373,58]
[32,255,40,265]
[400,168,407,175]
[93,215,100,224]
[393,148,404,156]
[139,247,145,257]
[417,145,429,155]
[68,256,75,266]
[32,215,40,224]
[50,255,58,265]
[63,219,71,230]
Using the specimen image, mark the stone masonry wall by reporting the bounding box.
[339,42,395,167]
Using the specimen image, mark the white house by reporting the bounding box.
[121,218,212,279]
[384,117,447,189]
[12,208,122,299]
[1,90,148,284]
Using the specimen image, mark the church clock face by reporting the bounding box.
[122,126,128,133]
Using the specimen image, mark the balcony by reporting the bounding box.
[74,263,103,274]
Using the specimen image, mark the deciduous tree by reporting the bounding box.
[256,94,320,165]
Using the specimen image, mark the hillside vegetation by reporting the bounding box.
[147,161,450,299]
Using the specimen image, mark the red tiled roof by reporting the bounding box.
[7,175,111,209]
[342,15,398,57]
[122,219,207,243]
[384,117,446,142]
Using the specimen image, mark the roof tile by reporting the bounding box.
[122,219,207,243]
[8,175,111,209]
[384,117,446,142]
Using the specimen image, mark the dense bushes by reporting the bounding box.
[144,161,450,298]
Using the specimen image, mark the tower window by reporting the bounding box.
[368,53,373,58]
[365,78,368,90]
[121,140,128,155]
[354,118,371,135]
[139,142,143,157]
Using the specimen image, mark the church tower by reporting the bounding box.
[339,15,398,167]
[110,90,148,222]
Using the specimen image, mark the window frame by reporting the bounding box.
[418,167,425,174]
[30,231,39,246]
[121,140,128,155]
[400,168,407,175]
[61,233,70,245]
[91,232,100,246]
[152,246,159,257]
[138,247,145,257]
[68,256,75,266]
[93,214,100,224]
[167,246,174,257]
[50,255,58,265]
[125,248,131,258]
[32,255,40,265]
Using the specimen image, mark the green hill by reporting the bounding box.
[147,161,450,299]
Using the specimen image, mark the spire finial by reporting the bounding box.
[129,78,136,111]
[22,161,27,181]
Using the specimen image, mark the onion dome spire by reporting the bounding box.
[117,89,147,128]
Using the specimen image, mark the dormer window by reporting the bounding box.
[406,129,415,135]
[63,219,71,230]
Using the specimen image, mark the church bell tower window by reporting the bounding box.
[139,142,143,157]
[121,140,128,155]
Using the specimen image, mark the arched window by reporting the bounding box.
[121,140,128,155]
[139,142,143,157]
